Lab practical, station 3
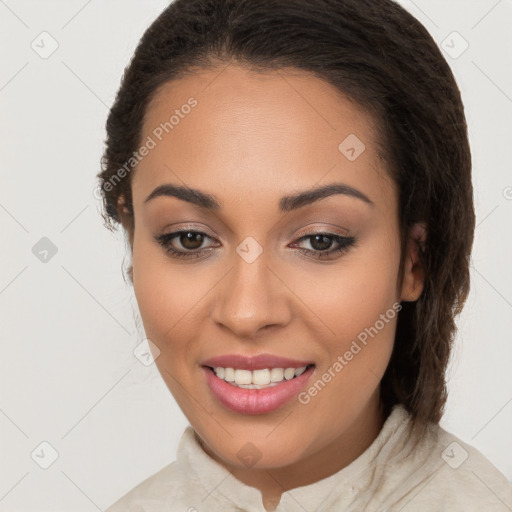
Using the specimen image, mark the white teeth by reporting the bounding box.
[234,369,252,385]
[294,366,306,377]
[212,365,309,388]
[236,382,279,389]
[284,368,295,380]
[224,367,235,382]
[270,368,284,382]
[252,369,271,385]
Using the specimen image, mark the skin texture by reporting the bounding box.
[121,64,425,510]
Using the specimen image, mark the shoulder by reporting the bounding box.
[381,415,512,511]
[104,427,204,512]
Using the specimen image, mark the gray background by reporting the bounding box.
[0,0,511,510]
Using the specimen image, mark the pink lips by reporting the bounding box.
[201,353,315,415]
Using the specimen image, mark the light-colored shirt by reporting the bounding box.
[105,405,512,511]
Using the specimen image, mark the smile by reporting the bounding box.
[200,354,316,414]
[210,366,309,389]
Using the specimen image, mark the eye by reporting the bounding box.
[291,233,356,260]
[154,230,356,261]
[154,230,219,259]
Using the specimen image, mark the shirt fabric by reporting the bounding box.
[105,405,512,511]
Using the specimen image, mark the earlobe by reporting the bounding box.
[117,195,135,251]
[117,196,131,227]
[117,196,135,286]
[400,223,427,302]
[125,264,134,285]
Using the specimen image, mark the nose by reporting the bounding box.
[210,248,292,339]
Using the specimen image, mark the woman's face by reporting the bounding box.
[128,65,420,471]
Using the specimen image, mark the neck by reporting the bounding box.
[199,391,386,511]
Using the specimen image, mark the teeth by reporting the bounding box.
[294,366,306,377]
[270,368,284,382]
[212,365,309,388]
[224,367,235,382]
[284,368,295,380]
[234,369,252,385]
[253,369,270,385]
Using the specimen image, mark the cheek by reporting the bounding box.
[292,290,398,443]
[131,234,202,355]
[288,232,400,399]
[290,235,400,339]
[131,243,207,417]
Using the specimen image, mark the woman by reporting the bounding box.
[98,0,511,510]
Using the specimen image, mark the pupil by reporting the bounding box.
[311,235,332,251]
[181,232,204,249]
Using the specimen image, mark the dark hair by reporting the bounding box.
[97,0,475,431]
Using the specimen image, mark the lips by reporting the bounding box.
[201,353,316,414]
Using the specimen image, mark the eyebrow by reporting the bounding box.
[144,182,374,211]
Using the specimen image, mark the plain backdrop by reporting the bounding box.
[0,0,511,510]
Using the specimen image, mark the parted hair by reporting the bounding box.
[97,0,475,431]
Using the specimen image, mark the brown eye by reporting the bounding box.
[154,230,219,259]
[180,231,205,250]
[291,232,356,260]
[309,234,334,251]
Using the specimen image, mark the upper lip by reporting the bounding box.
[201,353,314,371]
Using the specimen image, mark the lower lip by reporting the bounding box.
[201,365,315,415]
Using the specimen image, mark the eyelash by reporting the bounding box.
[154,230,356,261]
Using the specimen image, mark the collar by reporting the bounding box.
[173,404,420,511]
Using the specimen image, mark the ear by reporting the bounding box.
[124,263,134,285]
[116,195,131,227]
[117,196,135,285]
[400,222,426,302]
[117,196,135,248]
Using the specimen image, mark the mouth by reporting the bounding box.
[200,356,316,414]
[204,364,314,389]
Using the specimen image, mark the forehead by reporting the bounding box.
[132,64,392,208]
